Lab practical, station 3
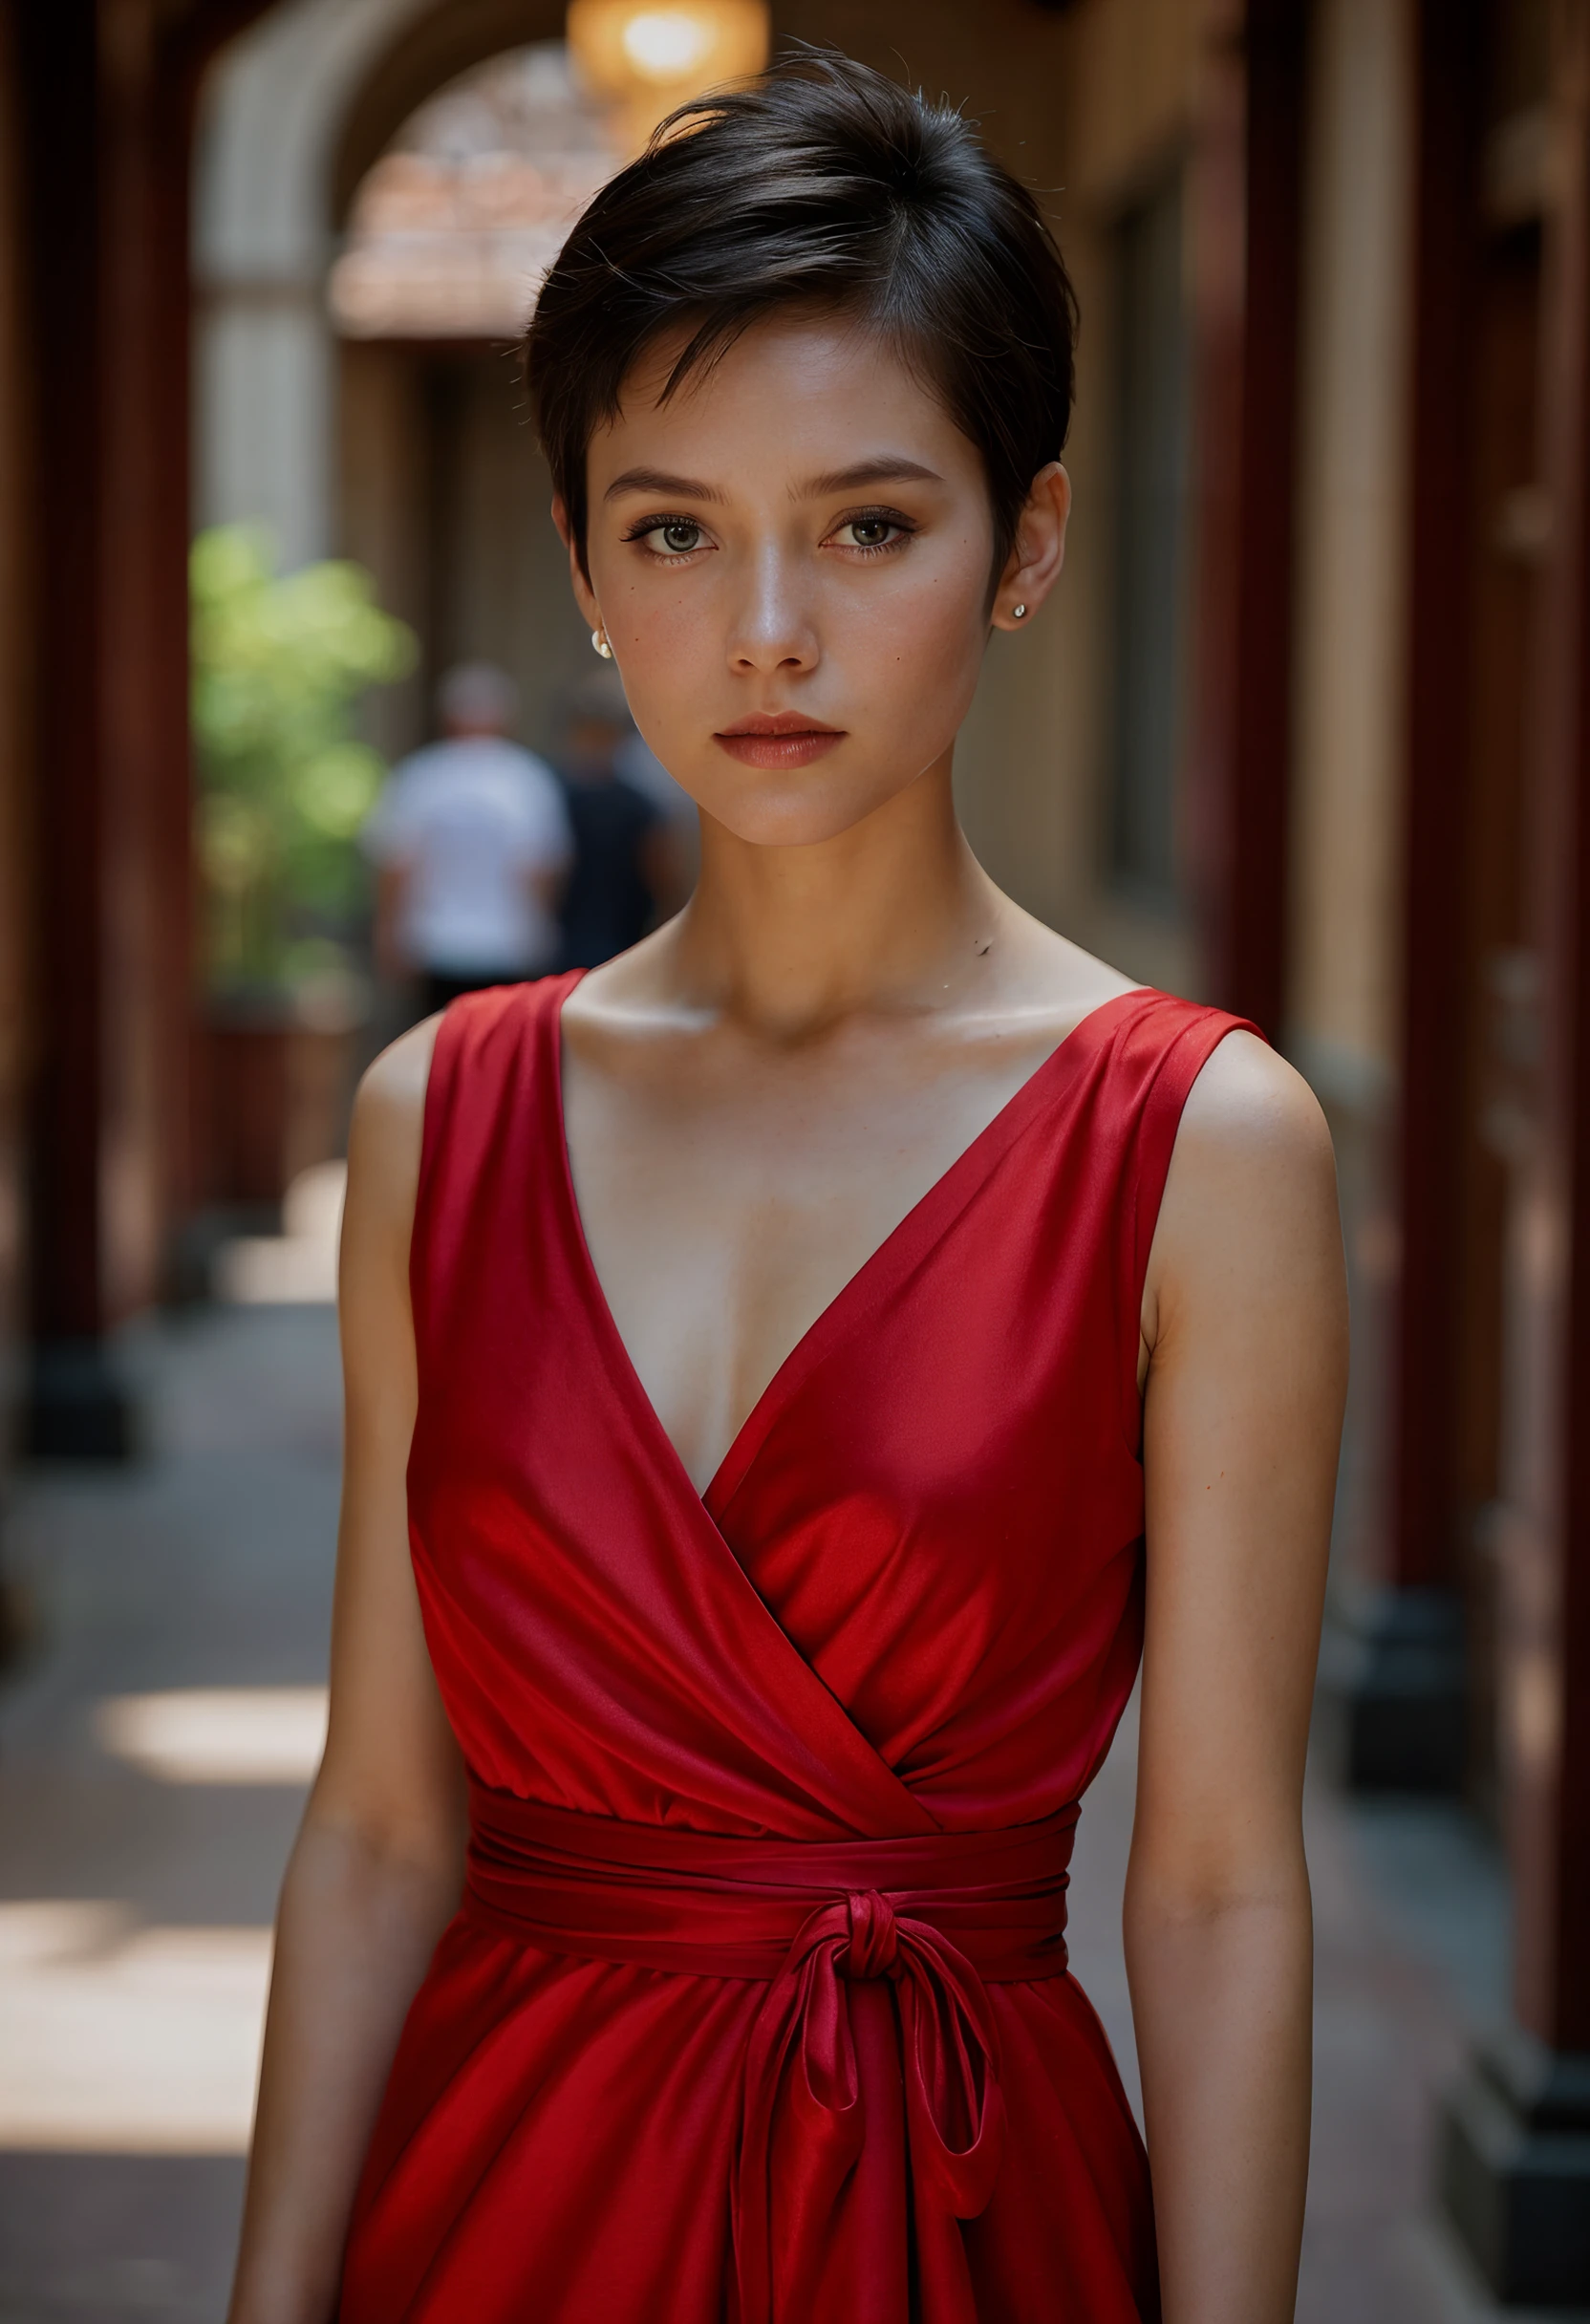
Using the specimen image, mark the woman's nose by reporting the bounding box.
[727,546,820,675]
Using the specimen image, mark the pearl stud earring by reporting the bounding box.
[591,627,613,659]
[1012,603,1027,619]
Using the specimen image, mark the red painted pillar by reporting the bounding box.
[1388,0,1486,1596]
[1442,6,1590,2300]
[1341,0,1488,1793]
[1184,0,1307,1044]
[11,0,128,1453]
[12,0,276,1453]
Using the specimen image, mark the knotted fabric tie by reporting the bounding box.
[464,1780,1080,2324]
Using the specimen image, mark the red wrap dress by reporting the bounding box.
[338,974,1249,2323]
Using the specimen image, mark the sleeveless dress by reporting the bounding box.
[339,973,1250,2324]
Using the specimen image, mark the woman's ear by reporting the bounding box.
[990,462,1071,633]
[552,495,601,631]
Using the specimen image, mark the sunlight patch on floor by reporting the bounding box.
[0,1903,269,2152]
[212,1160,345,1304]
[95,1687,328,1785]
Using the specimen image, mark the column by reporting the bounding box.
[15,0,273,1454]
[12,0,127,1455]
[1341,0,1487,1791]
[1441,4,1590,2299]
[1184,0,1309,1040]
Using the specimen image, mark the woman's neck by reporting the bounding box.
[659,756,1013,1041]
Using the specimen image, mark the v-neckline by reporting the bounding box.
[548,975,1155,1517]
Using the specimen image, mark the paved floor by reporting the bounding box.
[0,1311,338,2324]
[0,1306,1569,2320]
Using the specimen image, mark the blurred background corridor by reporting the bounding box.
[1,0,1589,2313]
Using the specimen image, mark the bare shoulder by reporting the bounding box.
[1175,1030,1335,1183]
[1147,1031,1343,1334]
[346,1014,444,1235]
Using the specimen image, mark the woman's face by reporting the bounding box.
[560,313,1067,849]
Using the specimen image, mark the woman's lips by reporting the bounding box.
[714,729,844,768]
[713,716,846,770]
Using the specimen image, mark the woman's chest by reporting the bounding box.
[559,1026,1067,1494]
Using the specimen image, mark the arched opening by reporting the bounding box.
[332,0,571,227]
[331,41,626,771]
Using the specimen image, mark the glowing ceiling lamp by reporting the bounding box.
[566,0,771,152]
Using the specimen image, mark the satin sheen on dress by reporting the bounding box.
[338,974,1252,2323]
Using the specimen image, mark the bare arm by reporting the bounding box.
[1127,1034,1347,2323]
[227,1016,463,2324]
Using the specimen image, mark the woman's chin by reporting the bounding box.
[691,767,935,851]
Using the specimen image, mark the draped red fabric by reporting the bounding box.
[338,974,1253,2322]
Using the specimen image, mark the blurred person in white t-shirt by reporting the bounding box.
[362,662,573,1016]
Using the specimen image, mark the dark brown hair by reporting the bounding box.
[524,52,1079,581]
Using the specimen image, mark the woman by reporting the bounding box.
[228,55,1346,2324]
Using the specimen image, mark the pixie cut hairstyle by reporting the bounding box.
[525,53,1079,582]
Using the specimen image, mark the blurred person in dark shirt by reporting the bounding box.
[554,670,689,970]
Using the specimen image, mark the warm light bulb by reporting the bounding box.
[620,11,715,79]
[566,0,771,151]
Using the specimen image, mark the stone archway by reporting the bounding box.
[331,38,625,766]
[195,0,446,569]
[332,0,568,224]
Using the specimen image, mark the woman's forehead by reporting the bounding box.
[591,313,978,485]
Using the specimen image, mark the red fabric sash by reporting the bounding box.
[464,1780,1080,2323]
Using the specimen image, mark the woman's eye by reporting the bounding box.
[644,520,703,556]
[835,515,903,550]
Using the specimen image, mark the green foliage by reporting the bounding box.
[191,525,416,998]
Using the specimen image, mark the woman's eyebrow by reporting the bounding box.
[797,457,944,496]
[601,455,944,506]
[603,466,725,503]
